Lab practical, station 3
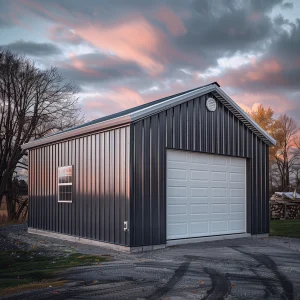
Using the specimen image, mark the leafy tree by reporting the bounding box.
[249,104,279,163]
[0,50,84,220]
[249,105,299,192]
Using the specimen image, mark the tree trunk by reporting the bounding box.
[6,174,16,222]
[6,198,16,222]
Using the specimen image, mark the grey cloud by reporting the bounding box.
[0,40,62,57]
[172,0,285,71]
[281,2,293,9]
[58,52,145,87]
[49,25,84,45]
[223,19,300,93]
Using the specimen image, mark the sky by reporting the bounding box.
[0,0,300,122]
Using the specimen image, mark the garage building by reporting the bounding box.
[22,82,276,252]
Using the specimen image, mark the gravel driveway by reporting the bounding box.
[1,224,300,299]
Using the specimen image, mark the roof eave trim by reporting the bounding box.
[214,87,276,146]
[21,115,132,150]
[130,84,218,121]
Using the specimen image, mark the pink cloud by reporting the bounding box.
[81,87,145,119]
[233,92,295,115]
[155,6,187,37]
[218,58,284,86]
[20,0,186,76]
[73,17,166,76]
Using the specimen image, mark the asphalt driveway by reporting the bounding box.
[2,225,300,299]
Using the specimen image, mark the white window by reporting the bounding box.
[58,166,73,203]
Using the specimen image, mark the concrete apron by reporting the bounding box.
[28,228,268,253]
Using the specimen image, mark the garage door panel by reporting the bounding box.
[168,197,189,205]
[229,219,245,231]
[168,151,187,162]
[210,165,228,173]
[190,187,208,197]
[229,167,245,175]
[168,168,187,180]
[190,222,209,236]
[168,186,187,197]
[211,171,227,182]
[190,170,209,181]
[230,173,245,183]
[211,188,227,197]
[229,183,245,190]
[211,220,228,233]
[190,204,209,214]
[211,156,228,166]
[190,153,209,164]
[210,182,228,189]
[211,203,229,214]
[190,199,210,206]
[168,223,188,239]
[168,180,189,188]
[230,188,244,197]
[167,150,246,240]
[230,204,245,212]
[168,204,187,215]
[190,182,210,188]
[230,158,245,167]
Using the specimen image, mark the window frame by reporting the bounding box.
[57,165,73,203]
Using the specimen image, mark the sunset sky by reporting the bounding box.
[1,0,300,122]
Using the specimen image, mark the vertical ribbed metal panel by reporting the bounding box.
[28,126,131,246]
[131,92,270,246]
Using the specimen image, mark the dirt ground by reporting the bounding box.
[1,224,300,299]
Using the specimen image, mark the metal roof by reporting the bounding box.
[22,82,276,149]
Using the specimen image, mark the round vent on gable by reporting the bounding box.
[206,97,217,112]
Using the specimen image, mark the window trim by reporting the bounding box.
[58,165,73,203]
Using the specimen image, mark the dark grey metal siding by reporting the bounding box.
[131,93,269,247]
[28,126,130,246]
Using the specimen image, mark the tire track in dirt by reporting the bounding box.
[202,267,231,300]
[231,246,294,300]
[145,261,191,300]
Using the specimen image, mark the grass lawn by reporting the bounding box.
[270,219,300,238]
[0,250,108,296]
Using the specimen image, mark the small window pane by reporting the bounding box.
[65,166,72,177]
[65,185,72,193]
[58,166,73,202]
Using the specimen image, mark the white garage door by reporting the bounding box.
[167,149,246,240]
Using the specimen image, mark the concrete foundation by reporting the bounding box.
[29,228,268,253]
[28,228,132,253]
[166,233,252,246]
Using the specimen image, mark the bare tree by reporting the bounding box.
[0,50,84,220]
[274,114,299,191]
